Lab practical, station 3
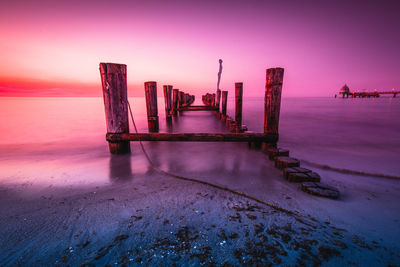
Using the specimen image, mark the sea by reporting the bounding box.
[0,96,399,188]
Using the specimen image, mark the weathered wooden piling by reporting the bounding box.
[221,91,228,120]
[100,62,130,154]
[235,82,243,132]
[263,68,284,148]
[172,89,179,116]
[211,93,216,107]
[163,85,172,121]
[216,89,221,109]
[144,81,159,132]
[179,91,185,107]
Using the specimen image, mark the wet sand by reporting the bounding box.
[0,110,399,265]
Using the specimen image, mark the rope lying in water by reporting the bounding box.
[301,160,400,180]
[126,101,304,218]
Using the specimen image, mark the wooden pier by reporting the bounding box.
[99,62,340,199]
[100,62,284,154]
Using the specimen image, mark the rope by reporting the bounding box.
[126,100,305,218]
[301,159,400,180]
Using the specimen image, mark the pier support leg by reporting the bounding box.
[145,81,159,132]
[262,68,284,151]
[221,91,228,120]
[235,82,243,133]
[216,89,221,110]
[172,89,179,116]
[163,85,172,121]
[179,91,184,108]
[100,62,130,154]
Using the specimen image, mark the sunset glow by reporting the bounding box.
[1,0,399,97]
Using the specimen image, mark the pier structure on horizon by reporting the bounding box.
[338,84,399,98]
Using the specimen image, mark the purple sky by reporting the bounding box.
[0,0,399,97]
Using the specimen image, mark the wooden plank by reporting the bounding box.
[144,81,159,132]
[106,133,278,142]
[99,62,130,154]
[177,106,218,111]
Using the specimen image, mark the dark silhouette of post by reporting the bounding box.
[264,68,284,147]
[235,82,243,132]
[172,89,179,116]
[100,62,130,154]
[221,91,228,120]
[144,81,159,132]
[163,85,172,121]
[216,89,221,110]
[179,91,184,107]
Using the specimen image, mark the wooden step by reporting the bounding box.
[301,182,340,199]
[275,156,300,170]
[267,147,290,160]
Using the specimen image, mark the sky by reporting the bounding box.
[0,0,399,97]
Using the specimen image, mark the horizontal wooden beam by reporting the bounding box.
[177,106,219,111]
[107,133,278,142]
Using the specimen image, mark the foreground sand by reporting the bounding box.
[0,158,399,266]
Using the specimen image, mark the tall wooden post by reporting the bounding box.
[264,68,284,148]
[172,89,179,116]
[163,85,172,121]
[235,82,243,131]
[100,63,130,154]
[221,91,228,120]
[144,81,159,132]
[216,89,221,110]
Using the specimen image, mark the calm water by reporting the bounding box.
[0,96,399,187]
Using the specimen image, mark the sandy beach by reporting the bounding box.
[1,124,399,266]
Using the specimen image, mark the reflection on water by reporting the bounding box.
[109,154,132,182]
[0,96,399,188]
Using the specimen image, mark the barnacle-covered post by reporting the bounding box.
[263,67,284,150]
[99,62,130,154]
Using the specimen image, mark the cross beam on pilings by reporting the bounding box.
[177,106,219,111]
[106,133,278,143]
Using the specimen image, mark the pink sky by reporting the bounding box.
[0,0,399,97]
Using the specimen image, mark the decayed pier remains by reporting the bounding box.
[99,62,339,198]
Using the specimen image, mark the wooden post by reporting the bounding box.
[100,63,130,154]
[216,89,221,110]
[263,68,284,148]
[172,89,179,116]
[144,81,159,132]
[163,85,172,121]
[179,91,184,107]
[235,82,243,132]
[221,91,228,120]
[211,93,216,107]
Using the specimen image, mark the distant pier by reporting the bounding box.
[338,84,399,98]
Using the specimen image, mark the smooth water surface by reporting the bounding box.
[0,96,399,189]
